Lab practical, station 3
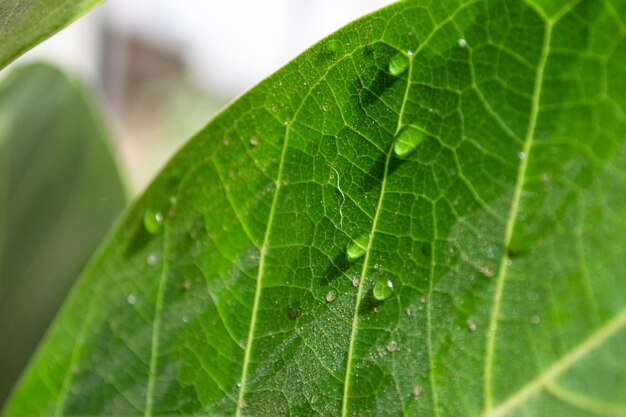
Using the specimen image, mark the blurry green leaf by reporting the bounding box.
[0,0,104,69]
[0,63,126,406]
[5,1,626,416]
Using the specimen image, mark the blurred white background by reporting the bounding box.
[6,0,394,194]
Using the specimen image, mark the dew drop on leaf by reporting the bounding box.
[347,234,369,260]
[386,340,398,352]
[388,52,409,76]
[146,253,158,266]
[458,38,467,48]
[394,126,425,157]
[530,314,541,325]
[325,39,341,53]
[143,209,163,234]
[413,385,422,397]
[373,277,393,300]
[126,294,137,305]
[326,290,336,302]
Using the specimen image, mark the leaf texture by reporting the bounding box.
[0,63,126,407]
[4,0,626,415]
[0,0,103,69]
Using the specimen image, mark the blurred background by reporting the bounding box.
[0,0,394,407]
[5,0,394,194]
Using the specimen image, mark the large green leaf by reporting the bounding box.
[5,0,626,415]
[0,63,126,406]
[0,0,104,69]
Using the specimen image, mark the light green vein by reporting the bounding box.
[487,307,626,417]
[426,202,440,417]
[235,46,358,415]
[340,3,480,415]
[52,275,104,416]
[144,233,170,416]
[482,16,553,414]
[340,51,412,415]
[545,382,626,417]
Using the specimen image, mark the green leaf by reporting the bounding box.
[0,0,104,70]
[5,0,626,415]
[0,63,126,406]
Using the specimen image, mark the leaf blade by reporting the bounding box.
[0,0,104,69]
[5,1,626,416]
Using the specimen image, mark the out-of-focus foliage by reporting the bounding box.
[0,0,104,69]
[0,63,126,406]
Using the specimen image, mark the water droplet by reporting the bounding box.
[236,381,241,388]
[182,280,191,290]
[182,315,190,323]
[249,137,259,147]
[325,39,341,53]
[352,276,360,288]
[147,253,158,266]
[127,294,137,305]
[388,52,409,76]
[419,296,427,304]
[413,385,422,397]
[311,394,319,404]
[322,102,331,112]
[347,234,369,260]
[326,290,336,302]
[506,259,513,267]
[458,38,467,48]
[467,320,477,332]
[405,308,412,316]
[518,151,526,160]
[143,210,163,234]
[394,127,425,157]
[530,314,541,325]
[373,277,393,300]
[407,50,414,56]
[223,138,230,146]
[386,340,398,352]
[283,119,290,126]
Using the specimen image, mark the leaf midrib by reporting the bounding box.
[339,54,413,417]
[480,1,621,415]
[341,3,482,415]
[482,6,553,414]
[234,42,366,416]
[488,307,626,417]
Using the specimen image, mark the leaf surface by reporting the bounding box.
[0,0,103,69]
[5,1,626,416]
[0,63,126,406]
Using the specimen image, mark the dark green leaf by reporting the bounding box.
[0,0,104,69]
[0,63,126,406]
[5,1,626,415]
